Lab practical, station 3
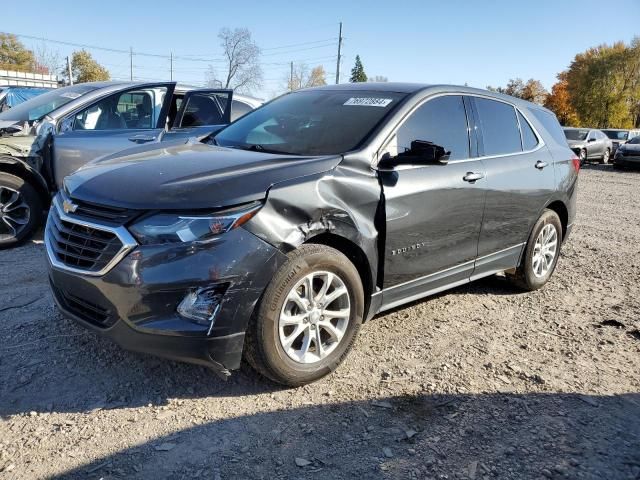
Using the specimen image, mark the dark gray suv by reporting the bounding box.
[45,84,579,386]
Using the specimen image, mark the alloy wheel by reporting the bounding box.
[0,186,30,240]
[532,224,558,278]
[278,271,351,364]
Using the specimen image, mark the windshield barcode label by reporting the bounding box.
[344,97,393,107]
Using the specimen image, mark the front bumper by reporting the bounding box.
[47,225,287,375]
[614,153,640,168]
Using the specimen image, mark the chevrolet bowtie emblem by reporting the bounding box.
[62,199,78,214]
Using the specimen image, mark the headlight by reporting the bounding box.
[129,201,261,245]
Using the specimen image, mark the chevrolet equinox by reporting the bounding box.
[46,84,578,386]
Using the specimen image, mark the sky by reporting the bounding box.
[3,0,639,99]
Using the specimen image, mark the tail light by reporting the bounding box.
[571,154,580,172]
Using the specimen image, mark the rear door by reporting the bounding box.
[379,95,486,309]
[469,96,555,278]
[52,83,175,187]
[163,89,233,141]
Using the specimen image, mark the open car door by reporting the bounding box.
[163,89,233,141]
[52,82,176,188]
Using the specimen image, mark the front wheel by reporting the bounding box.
[244,244,364,386]
[508,209,562,291]
[601,148,610,164]
[0,173,43,249]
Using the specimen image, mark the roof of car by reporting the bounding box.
[302,82,555,112]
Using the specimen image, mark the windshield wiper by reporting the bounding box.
[232,144,294,155]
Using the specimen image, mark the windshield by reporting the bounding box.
[563,129,589,141]
[602,129,629,141]
[213,90,407,155]
[0,84,98,123]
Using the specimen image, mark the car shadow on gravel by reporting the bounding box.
[0,311,289,417]
[0,276,534,418]
[50,392,640,480]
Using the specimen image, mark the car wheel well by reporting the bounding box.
[305,233,373,320]
[0,160,50,207]
[546,200,568,240]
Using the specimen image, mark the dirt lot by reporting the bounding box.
[1,165,639,480]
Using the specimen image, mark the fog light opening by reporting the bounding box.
[177,286,226,332]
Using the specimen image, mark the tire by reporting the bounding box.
[508,209,562,292]
[244,244,364,386]
[601,148,610,164]
[579,149,587,166]
[0,172,43,249]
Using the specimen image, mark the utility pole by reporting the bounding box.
[290,61,294,91]
[170,52,173,81]
[335,22,343,84]
[66,56,73,85]
[129,47,133,81]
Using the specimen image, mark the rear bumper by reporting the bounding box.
[47,226,287,375]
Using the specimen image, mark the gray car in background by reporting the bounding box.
[0,81,261,247]
[563,127,613,165]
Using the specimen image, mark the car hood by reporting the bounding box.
[64,142,343,210]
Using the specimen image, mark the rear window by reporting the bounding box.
[474,97,521,156]
[530,109,567,145]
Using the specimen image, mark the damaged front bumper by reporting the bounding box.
[47,226,287,377]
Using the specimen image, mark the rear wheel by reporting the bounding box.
[601,148,610,164]
[508,209,562,291]
[244,244,364,386]
[0,173,42,249]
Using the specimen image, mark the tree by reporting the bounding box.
[544,72,579,126]
[487,78,548,104]
[63,50,110,84]
[34,43,62,76]
[521,79,548,105]
[286,64,327,91]
[349,55,367,83]
[565,40,640,128]
[208,28,262,93]
[0,33,35,72]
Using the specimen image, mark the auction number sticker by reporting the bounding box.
[344,97,393,107]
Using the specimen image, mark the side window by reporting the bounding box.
[179,92,227,127]
[231,100,253,121]
[587,130,595,140]
[73,87,166,131]
[474,97,522,156]
[386,95,469,161]
[517,111,539,151]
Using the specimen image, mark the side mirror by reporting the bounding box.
[379,140,449,169]
[587,137,596,143]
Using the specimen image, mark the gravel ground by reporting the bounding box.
[1,165,639,480]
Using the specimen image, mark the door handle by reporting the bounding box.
[535,160,548,170]
[128,134,157,143]
[463,172,485,183]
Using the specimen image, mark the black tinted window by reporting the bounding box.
[532,109,569,146]
[179,92,226,127]
[518,111,539,150]
[394,95,469,160]
[475,98,521,155]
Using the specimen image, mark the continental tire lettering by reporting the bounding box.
[270,264,302,311]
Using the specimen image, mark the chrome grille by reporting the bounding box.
[45,195,137,276]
